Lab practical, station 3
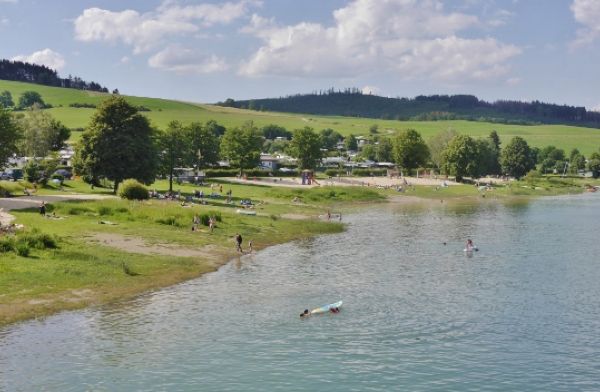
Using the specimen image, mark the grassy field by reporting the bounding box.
[2,79,600,154]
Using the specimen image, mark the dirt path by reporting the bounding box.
[89,233,222,260]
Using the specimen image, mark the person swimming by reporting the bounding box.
[300,309,310,318]
[329,307,340,313]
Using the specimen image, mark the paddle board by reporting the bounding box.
[310,300,343,315]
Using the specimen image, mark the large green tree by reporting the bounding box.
[0,109,22,169]
[288,127,323,170]
[393,129,430,174]
[220,121,263,175]
[74,96,157,193]
[428,128,458,171]
[158,121,189,193]
[261,124,291,140]
[344,134,358,151]
[188,121,220,170]
[501,136,535,179]
[486,131,502,175]
[440,134,480,182]
[18,105,70,158]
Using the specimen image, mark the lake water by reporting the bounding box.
[2,194,600,391]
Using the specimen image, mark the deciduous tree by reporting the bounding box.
[220,121,263,175]
[288,127,323,170]
[440,134,480,182]
[0,109,22,169]
[74,96,157,193]
[501,136,535,179]
[393,129,429,174]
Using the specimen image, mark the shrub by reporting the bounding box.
[325,169,346,177]
[19,230,58,249]
[119,179,149,200]
[0,180,24,197]
[97,206,113,216]
[15,242,30,257]
[156,216,182,227]
[0,237,15,253]
[67,206,94,215]
[352,168,387,177]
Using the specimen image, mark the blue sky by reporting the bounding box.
[1,0,599,110]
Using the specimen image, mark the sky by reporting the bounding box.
[1,0,599,110]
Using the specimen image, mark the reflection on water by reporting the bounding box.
[1,194,600,391]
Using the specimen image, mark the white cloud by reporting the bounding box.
[591,103,600,112]
[1,18,9,26]
[240,0,520,82]
[148,45,228,74]
[12,48,66,71]
[570,0,600,47]
[74,0,260,54]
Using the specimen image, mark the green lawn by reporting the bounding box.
[3,79,600,155]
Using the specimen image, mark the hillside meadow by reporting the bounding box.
[2,79,600,155]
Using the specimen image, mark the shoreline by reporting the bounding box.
[1,177,597,328]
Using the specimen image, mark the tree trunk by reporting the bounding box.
[113,180,120,195]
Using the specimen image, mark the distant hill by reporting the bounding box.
[0,59,110,93]
[217,89,600,129]
[3,79,600,156]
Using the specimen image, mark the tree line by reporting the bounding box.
[218,91,600,128]
[3,96,600,195]
[0,59,109,93]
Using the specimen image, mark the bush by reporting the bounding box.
[19,229,58,249]
[69,102,97,109]
[325,169,346,177]
[203,168,298,178]
[15,243,30,257]
[156,216,183,227]
[0,237,14,253]
[97,206,113,216]
[199,211,222,226]
[0,180,24,197]
[119,179,149,200]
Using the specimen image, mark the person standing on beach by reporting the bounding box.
[248,240,253,253]
[235,233,243,252]
[39,202,46,216]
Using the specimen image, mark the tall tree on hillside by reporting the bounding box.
[0,90,14,108]
[74,96,157,193]
[501,136,535,179]
[288,127,323,170]
[18,91,46,109]
[440,134,481,182]
[158,121,189,193]
[393,129,430,174]
[220,121,263,175]
[0,109,22,169]
[428,128,458,171]
[187,121,221,170]
[587,150,600,178]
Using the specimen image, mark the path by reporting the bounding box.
[0,194,116,226]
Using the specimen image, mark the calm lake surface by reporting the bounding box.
[2,194,600,391]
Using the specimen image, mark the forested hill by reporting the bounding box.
[0,59,109,93]
[217,90,600,128]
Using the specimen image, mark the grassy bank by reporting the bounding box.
[0,181,384,327]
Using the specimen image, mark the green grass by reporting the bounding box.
[3,79,600,155]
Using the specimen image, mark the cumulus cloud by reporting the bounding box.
[570,0,600,47]
[74,0,260,53]
[12,48,66,71]
[148,45,228,74]
[361,85,380,95]
[240,0,520,82]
